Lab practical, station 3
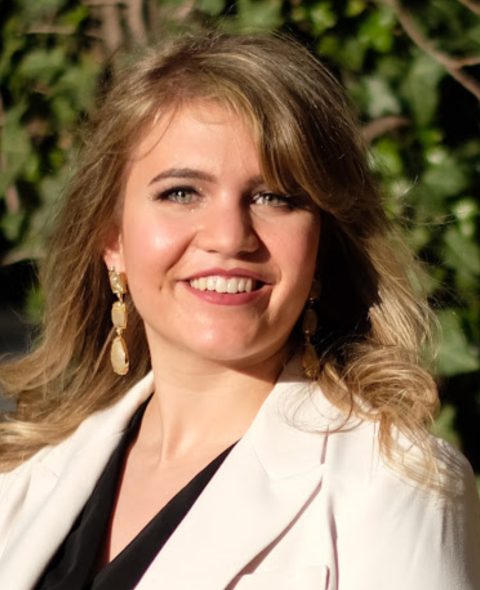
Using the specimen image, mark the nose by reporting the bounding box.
[196,200,260,257]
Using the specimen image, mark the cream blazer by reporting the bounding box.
[1,361,479,590]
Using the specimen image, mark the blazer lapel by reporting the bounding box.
[138,361,334,590]
[0,372,155,590]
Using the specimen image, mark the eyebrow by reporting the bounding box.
[148,167,216,185]
[148,167,265,189]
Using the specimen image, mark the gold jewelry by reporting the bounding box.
[302,279,321,379]
[108,268,129,376]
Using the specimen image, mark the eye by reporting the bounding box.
[253,192,285,207]
[154,186,199,204]
[253,192,295,209]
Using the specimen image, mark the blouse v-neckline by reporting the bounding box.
[34,398,235,590]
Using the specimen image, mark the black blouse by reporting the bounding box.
[34,400,234,590]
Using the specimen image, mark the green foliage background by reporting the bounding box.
[1,0,480,480]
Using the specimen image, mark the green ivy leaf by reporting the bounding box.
[422,147,469,200]
[361,76,401,118]
[434,404,460,448]
[54,55,100,111]
[358,7,395,53]
[51,95,78,126]
[25,283,45,324]
[345,0,366,18]
[452,198,479,239]
[196,0,225,16]
[0,34,25,79]
[0,211,24,242]
[0,104,31,195]
[437,310,480,376]
[19,47,67,87]
[422,158,469,200]
[402,53,445,127]
[58,5,90,27]
[372,138,404,176]
[235,0,282,31]
[340,37,367,71]
[443,227,480,296]
[311,2,338,35]
[21,0,65,19]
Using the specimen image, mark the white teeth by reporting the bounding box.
[189,276,257,294]
[227,278,238,294]
[215,277,227,293]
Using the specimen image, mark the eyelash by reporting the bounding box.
[152,186,301,210]
[153,186,199,204]
[252,192,299,209]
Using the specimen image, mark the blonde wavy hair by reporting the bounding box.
[0,31,440,483]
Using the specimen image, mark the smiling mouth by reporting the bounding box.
[189,276,261,294]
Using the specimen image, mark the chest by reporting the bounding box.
[106,451,218,562]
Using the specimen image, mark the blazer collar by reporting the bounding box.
[41,372,156,476]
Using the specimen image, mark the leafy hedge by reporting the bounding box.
[1,0,479,481]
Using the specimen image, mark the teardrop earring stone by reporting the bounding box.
[302,343,319,379]
[111,336,129,376]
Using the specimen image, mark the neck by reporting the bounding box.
[138,344,287,463]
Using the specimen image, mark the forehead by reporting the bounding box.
[125,102,262,185]
[131,101,257,160]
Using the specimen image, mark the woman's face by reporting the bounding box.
[104,103,321,369]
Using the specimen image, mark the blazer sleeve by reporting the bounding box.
[334,444,480,590]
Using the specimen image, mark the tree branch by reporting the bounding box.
[454,55,480,67]
[379,0,480,101]
[5,186,20,215]
[97,3,124,55]
[147,0,160,37]
[126,0,147,42]
[2,245,45,266]
[456,0,480,16]
[84,0,125,5]
[27,25,75,35]
[362,116,410,143]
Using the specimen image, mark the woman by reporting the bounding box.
[0,31,479,590]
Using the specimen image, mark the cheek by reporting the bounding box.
[120,213,188,283]
[285,224,320,310]
[280,219,321,277]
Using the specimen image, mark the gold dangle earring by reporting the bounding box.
[108,268,129,376]
[302,279,321,379]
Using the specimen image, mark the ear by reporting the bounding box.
[103,230,125,273]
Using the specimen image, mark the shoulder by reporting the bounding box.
[267,365,480,587]
[316,403,480,588]
[276,362,480,588]
[276,361,477,496]
[0,372,154,559]
[323,411,476,492]
[0,370,154,501]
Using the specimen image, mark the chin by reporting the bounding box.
[179,335,288,368]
